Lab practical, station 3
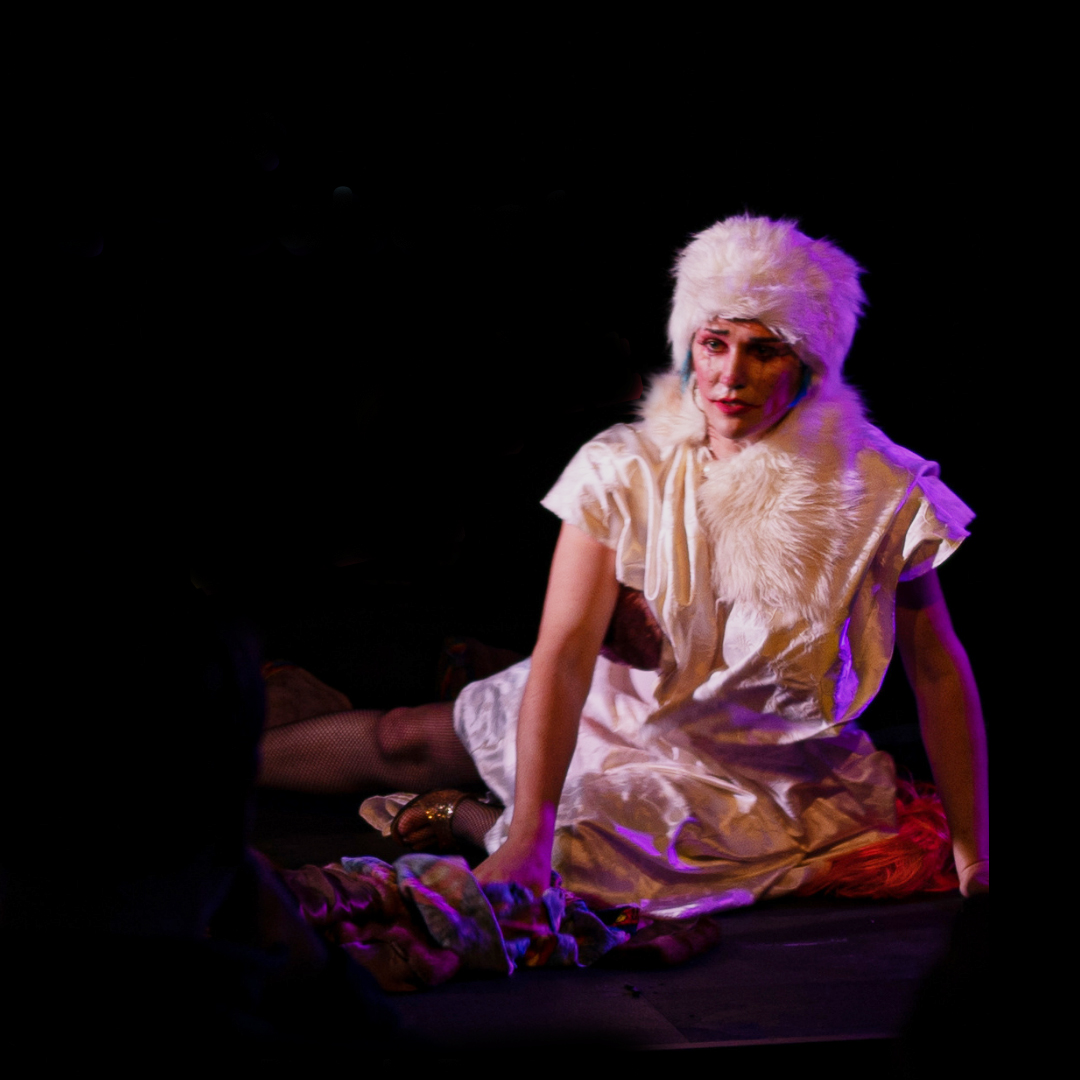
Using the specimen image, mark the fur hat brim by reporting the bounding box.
[668,216,866,394]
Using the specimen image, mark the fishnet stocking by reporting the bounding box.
[257,703,482,796]
[450,798,503,848]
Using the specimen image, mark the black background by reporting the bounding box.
[31,83,999,760]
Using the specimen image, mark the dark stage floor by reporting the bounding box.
[253,787,987,1067]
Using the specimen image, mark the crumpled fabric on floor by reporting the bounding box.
[279,853,654,992]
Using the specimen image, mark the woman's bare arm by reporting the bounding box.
[473,521,619,895]
[895,570,989,896]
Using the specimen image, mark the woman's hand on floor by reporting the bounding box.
[958,858,989,897]
[473,835,553,899]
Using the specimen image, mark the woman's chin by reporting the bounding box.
[707,410,794,457]
[708,416,762,454]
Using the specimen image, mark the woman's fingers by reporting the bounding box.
[473,842,552,898]
[395,816,436,849]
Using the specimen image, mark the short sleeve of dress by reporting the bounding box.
[898,466,976,582]
[540,428,637,551]
[538,425,662,595]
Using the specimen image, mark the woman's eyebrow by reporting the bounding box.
[701,327,784,343]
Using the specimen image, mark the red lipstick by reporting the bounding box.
[715,399,753,415]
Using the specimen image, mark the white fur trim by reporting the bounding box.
[637,369,705,450]
[667,215,866,394]
[639,372,872,625]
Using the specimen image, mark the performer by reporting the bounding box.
[259,215,989,918]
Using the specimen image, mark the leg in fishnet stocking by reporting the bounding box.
[450,797,503,848]
[257,703,482,795]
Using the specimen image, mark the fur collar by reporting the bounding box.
[637,372,872,626]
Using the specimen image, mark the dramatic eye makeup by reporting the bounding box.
[697,327,789,358]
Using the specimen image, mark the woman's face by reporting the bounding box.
[691,319,804,457]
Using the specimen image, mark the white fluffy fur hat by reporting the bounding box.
[668,215,866,393]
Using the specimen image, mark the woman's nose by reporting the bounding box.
[717,349,749,387]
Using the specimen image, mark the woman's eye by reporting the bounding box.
[754,344,788,360]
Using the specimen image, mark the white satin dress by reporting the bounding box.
[453,378,974,919]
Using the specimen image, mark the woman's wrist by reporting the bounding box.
[951,835,988,873]
[502,813,555,860]
[504,799,557,841]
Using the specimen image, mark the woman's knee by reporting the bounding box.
[374,705,451,764]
